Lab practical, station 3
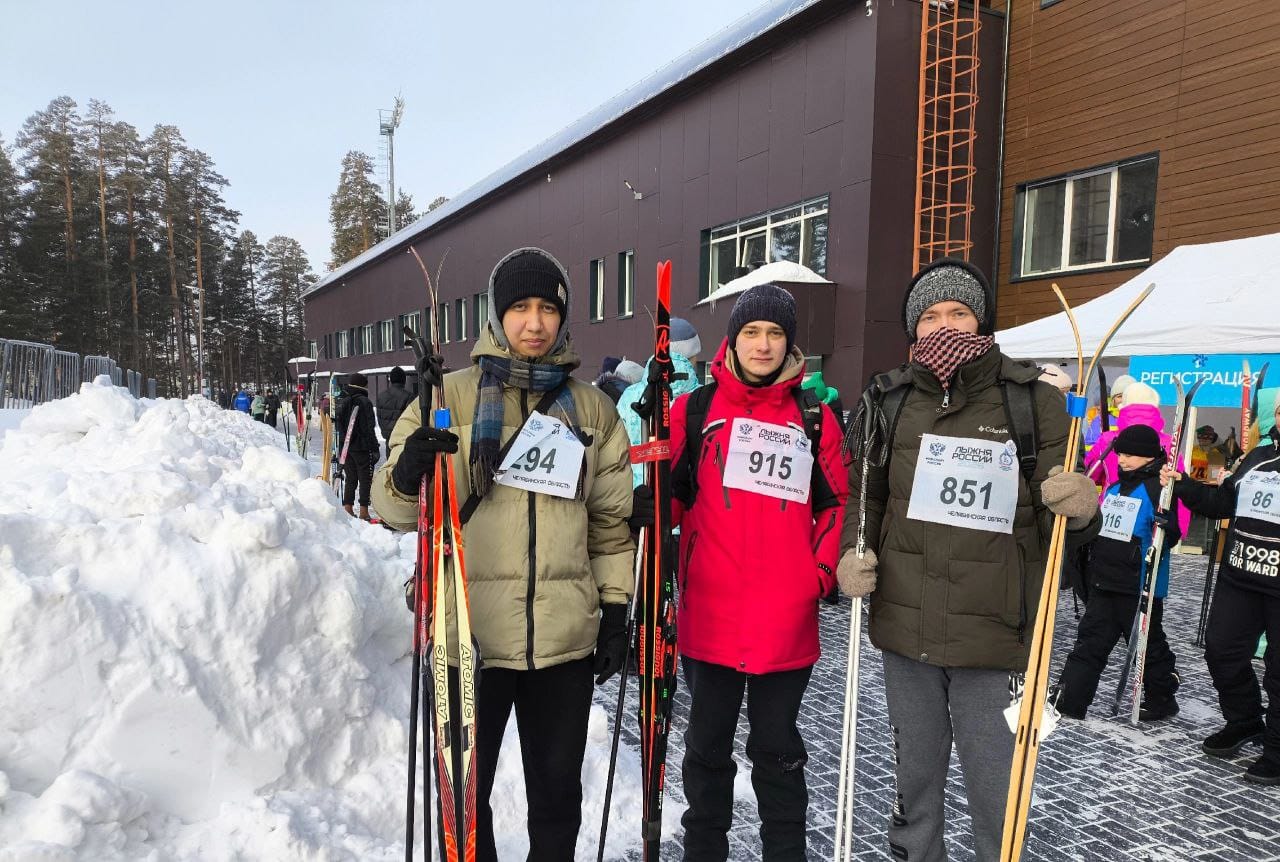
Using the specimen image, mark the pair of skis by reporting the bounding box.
[599,261,680,862]
[404,247,478,862]
[1000,282,1154,862]
[1109,376,1203,722]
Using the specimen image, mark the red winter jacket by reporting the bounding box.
[670,339,849,674]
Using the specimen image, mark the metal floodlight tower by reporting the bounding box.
[379,96,405,236]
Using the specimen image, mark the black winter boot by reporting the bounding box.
[1243,756,1280,786]
[1202,721,1266,757]
[1138,696,1179,722]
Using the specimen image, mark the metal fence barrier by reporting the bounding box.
[0,339,156,408]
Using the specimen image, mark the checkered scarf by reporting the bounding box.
[912,327,995,390]
[472,354,579,498]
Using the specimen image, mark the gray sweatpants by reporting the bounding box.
[881,649,1014,862]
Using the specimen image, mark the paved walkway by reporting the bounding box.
[601,555,1280,861]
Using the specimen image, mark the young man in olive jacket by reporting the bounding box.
[837,259,1100,861]
[372,248,635,861]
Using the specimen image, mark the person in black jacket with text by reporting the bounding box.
[1163,395,1280,785]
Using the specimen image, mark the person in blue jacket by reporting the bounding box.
[1056,423,1182,721]
[232,390,251,413]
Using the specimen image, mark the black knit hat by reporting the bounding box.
[346,372,368,390]
[389,366,406,385]
[902,258,994,340]
[728,283,797,349]
[1114,424,1162,458]
[490,248,569,322]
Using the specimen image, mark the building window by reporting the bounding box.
[1014,154,1158,279]
[336,330,351,358]
[378,319,394,353]
[474,293,489,339]
[358,323,374,355]
[617,250,635,318]
[456,297,467,341]
[702,195,829,299]
[398,311,421,343]
[589,257,606,321]
[436,303,450,344]
[308,340,317,360]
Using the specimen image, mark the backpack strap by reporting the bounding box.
[1000,379,1040,482]
[671,382,717,508]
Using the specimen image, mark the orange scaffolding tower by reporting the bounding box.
[913,0,982,273]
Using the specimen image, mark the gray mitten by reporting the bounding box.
[837,548,878,598]
[1042,465,1099,529]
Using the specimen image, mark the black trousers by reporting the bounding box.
[341,449,374,507]
[1206,577,1280,762]
[680,656,813,862]
[475,657,594,862]
[1057,589,1178,716]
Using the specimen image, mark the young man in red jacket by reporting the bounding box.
[664,283,849,861]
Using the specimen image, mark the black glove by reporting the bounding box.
[629,485,656,532]
[593,603,630,685]
[391,427,459,496]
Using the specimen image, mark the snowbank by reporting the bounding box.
[0,378,665,860]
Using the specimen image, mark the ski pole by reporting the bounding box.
[598,523,644,862]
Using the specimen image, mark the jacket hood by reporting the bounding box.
[469,322,581,373]
[709,337,805,403]
[1117,403,1166,433]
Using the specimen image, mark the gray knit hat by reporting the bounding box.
[728,283,797,348]
[903,258,991,339]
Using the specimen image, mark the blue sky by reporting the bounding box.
[0,0,754,273]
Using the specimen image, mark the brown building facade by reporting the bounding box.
[303,0,1006,397]
[995,0,1280,328]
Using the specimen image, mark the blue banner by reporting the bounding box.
[1127,354,1280,408]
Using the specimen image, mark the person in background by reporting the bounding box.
[335,372,379,519]
[1055,424,1182,721]
[376,366,415,459]
[265,390,281,428]
[801,370,846,432]
[1084,373,1134,450]
[250,392,266,423]
[233,390,251,413]
[617,317,703,486]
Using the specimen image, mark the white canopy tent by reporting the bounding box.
[695,260,831,308]
[996,232,1280,360]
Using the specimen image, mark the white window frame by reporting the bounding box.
[705,195,829,297]
[436,304,450,344]
[456,297,467,341]
[590,258,606,322]
[378,319,394,353]
[1018,157,1156,278]
[336,330,350,358]
[360,323,374,355]
[619,250,635,318]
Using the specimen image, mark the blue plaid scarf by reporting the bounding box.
[471,354,580,498]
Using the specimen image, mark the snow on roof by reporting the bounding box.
[695,260,832,307]
[304,0,826,299]
[286,356,316,365]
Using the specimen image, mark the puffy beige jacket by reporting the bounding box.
[372,330,635,671]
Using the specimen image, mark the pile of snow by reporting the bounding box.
[0,378,669,860]
[696,260,832,307]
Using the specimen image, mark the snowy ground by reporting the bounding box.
[0,381,655,861]
[3,381,1278,860]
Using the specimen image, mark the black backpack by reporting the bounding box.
[863,364,1041,482]
[671,382,838,511]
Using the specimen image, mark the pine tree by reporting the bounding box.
[328,150,386,269]
[427,195,449,213]
[0,134,29,339]
[262,235,313,381]
[395,189,418,229]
